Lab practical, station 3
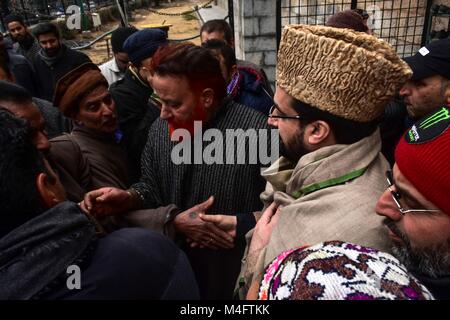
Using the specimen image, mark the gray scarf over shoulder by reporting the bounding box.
[38,44,67,67]
[0,201,96,299]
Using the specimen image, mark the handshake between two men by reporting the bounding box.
[79,187,240,250]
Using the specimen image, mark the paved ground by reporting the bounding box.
[197,3,228,24]
[82,0,202,65]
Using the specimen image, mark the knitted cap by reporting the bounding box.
[395,106,450,215]
[277,24,412,122]
[53,63,108,117]
[122,28,168,65]
[111,26,138,53]
[326,10,368,33]
[259,241,434,300]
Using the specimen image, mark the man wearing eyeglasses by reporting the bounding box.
[375,107,450,299]
[215,24,414,299]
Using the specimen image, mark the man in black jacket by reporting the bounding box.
[0,58,71,138]
[381,38,450,164]
[32,22,92,101]
[109,28,167,171]
[4,14,41,63]
[0,32,38,95]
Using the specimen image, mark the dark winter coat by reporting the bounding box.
[33,44,92,101]
[110,68,160,176]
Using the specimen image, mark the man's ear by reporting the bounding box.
[72,111,83,125]
[230,65,238,77]
[444,81,450,105]
[200,88,215,110]
[230,38,236,49]
[304,120,335,147]
[36,173,60,208]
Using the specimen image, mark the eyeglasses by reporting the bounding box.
[385,170,440,215]
[268,104,303,120]
[261,87,302,120]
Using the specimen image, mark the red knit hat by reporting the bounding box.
[395,106,450,215]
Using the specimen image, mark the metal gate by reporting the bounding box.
[276,0,433,57]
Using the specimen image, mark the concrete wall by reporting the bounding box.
[432,0,450,33]
[233,0,277,87]
[223,0,449,88]
[215,0,229,9]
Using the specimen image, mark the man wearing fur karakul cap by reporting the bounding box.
[230,24,413,298]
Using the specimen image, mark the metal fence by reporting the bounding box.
[1,0,127,30]
[276,0,433,57]
[3,0,119,17]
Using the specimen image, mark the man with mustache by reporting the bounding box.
[201,24,413,298]
[375,106,450,299]
[400,38,450,120]
[83,43,274,299]
[381,38,450,165]
[48,63,133,203]
[4,14,41,63]
[32,22,92,101]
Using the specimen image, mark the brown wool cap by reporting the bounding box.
[277,24,412,122]
[326,10,368,33]
[53,62,109,117]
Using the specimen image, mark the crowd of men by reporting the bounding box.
[0,10,449,300]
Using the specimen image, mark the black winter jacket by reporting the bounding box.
[33,44,92,101]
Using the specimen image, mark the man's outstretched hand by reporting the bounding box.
[81,187,134,218]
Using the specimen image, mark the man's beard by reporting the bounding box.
[168,102,206,138]
[44,47,59,57]
[279,127,310,163]
[383,218,450,277]
[11,33,26,43]
[404,97,446,120]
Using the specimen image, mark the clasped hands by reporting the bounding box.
[80,187,238,250]
[173,196,237,250]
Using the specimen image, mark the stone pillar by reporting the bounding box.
[233,0,277,88]
[431,0,450,37]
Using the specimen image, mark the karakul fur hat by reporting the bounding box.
[277,24,412,122]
